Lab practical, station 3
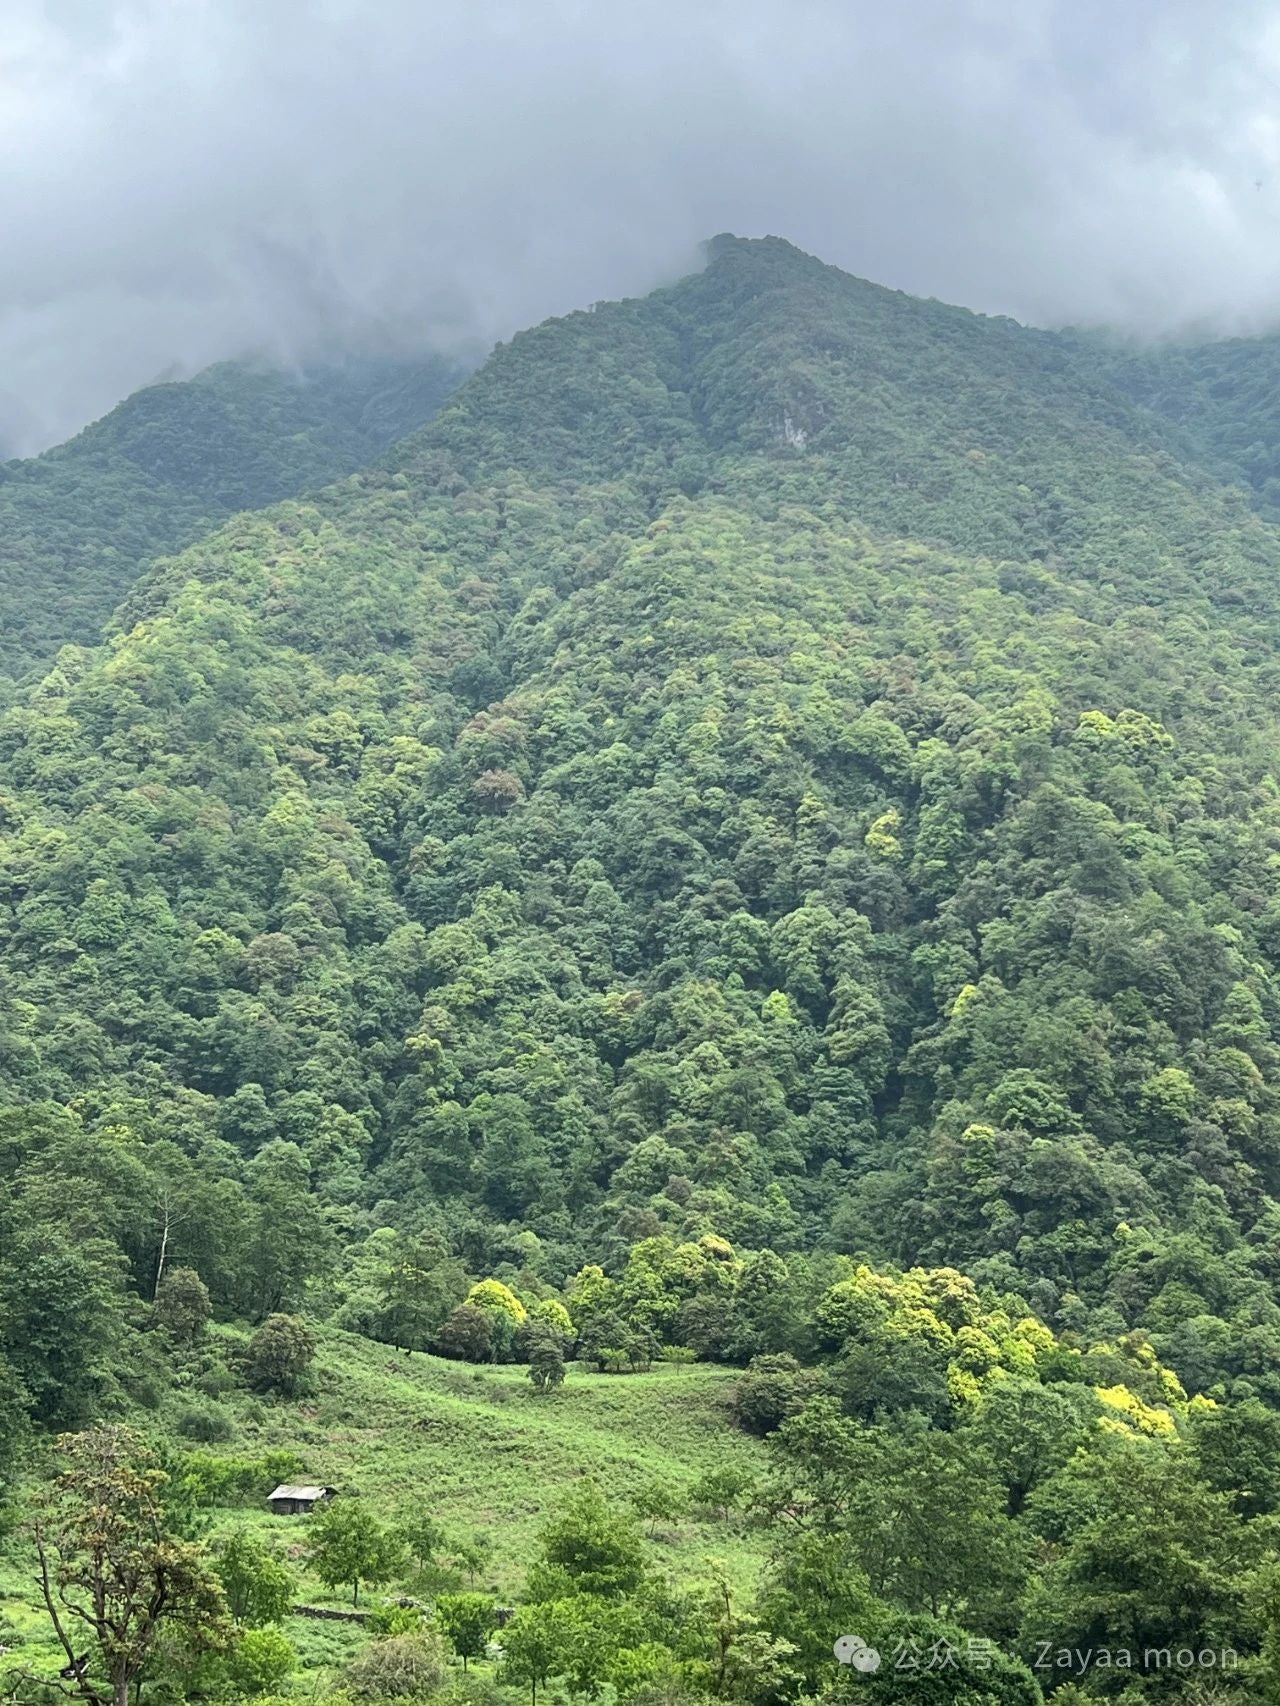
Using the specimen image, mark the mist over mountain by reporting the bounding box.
[3,0,1280,454]
[0,351,468,680]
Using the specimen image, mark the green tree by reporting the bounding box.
[31,1426,232,1706]
[695,1569,802,1705]
[436,1592,497,1670]
[242,1142,336,1316]
[154,1266,212,1344]
[398,1512,448,1573]
[502,1601,581,1705]
[962,1377,1096,1516]
[436,1304,494,1364]
[1022,1433,1246,1667]
[731,1355,824,1437]
[243,1313,316,1396]
[848,1612,1042,1703]
[376,1236,468,1351]
[0,1227,126,1427]
[1191,1397,1280,1517]
[527,1328,567,1393]
[531,1480,646,1599]
[767,1402,1025,1632]
[214,1529,295,1625]
[631,1479,685,1536]
[690,1465,756,1523]
[451,1530,494,1585]
[306,1498,403,1605]
[0,1347,30,1503]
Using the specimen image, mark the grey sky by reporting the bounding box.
[2,0,1279,454]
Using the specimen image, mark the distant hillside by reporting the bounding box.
[0,353,468,679]
[1085,329,1280,519]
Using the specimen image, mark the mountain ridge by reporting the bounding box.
[0,351,470,682]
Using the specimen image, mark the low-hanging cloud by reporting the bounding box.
[2,0,1279,454]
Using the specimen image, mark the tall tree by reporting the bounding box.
[30,1427,231,1706]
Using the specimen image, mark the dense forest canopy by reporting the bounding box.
[11,236,1280,1700]
[0,353,468,682]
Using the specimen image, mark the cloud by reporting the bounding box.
[1,0,1279,452]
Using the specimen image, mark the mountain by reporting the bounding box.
[10,235,1280,1299]
[1079,327,1280,519]
[0,352,469,681]
[12,236,1280,1689]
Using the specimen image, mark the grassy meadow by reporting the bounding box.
[0,1327,769,1688]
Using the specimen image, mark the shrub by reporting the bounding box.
[195,1361,238,1398]
[343,1629,450,1700]
[244,1314,317,1396]
[170,1449,304,1507]
[367,1601,426,1636]
[434,1679,507,1706]
[175,1402,235,1443]
[227,1627,297,1696]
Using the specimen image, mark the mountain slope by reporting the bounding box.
[0,353,469,680]
[6,236,1280,1399]
[1085,328,1280,520]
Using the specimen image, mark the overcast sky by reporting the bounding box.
[2,0,1279,454]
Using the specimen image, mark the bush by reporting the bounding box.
[367,1601,426,1636]
[175,1402,236,1443]
[243,1314,317,1396]
[170,1449,304,1507]
[195,1362,238,1398]
[121,1372,164,1410]
[226,1627,297,1696]
[730,1354,826,1436]
[343,1630,450,1700]
[435,1678,508,1706]
[155,1267,212,1343]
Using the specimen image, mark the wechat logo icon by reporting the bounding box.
[834,1635,881,1674]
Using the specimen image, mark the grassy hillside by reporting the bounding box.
[0,1332,765,1686]
[200,1331,763,1594]
[0,353,467,680]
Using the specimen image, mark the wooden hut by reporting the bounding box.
[267,1483,335,1515]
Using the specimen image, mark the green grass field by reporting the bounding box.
[0,1328,770,1689]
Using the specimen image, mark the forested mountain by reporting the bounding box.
[1089,328,1280,519]
[12,236,1280,1697]
[0,353,468,680]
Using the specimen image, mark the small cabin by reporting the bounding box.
[268,1483,335,1516]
